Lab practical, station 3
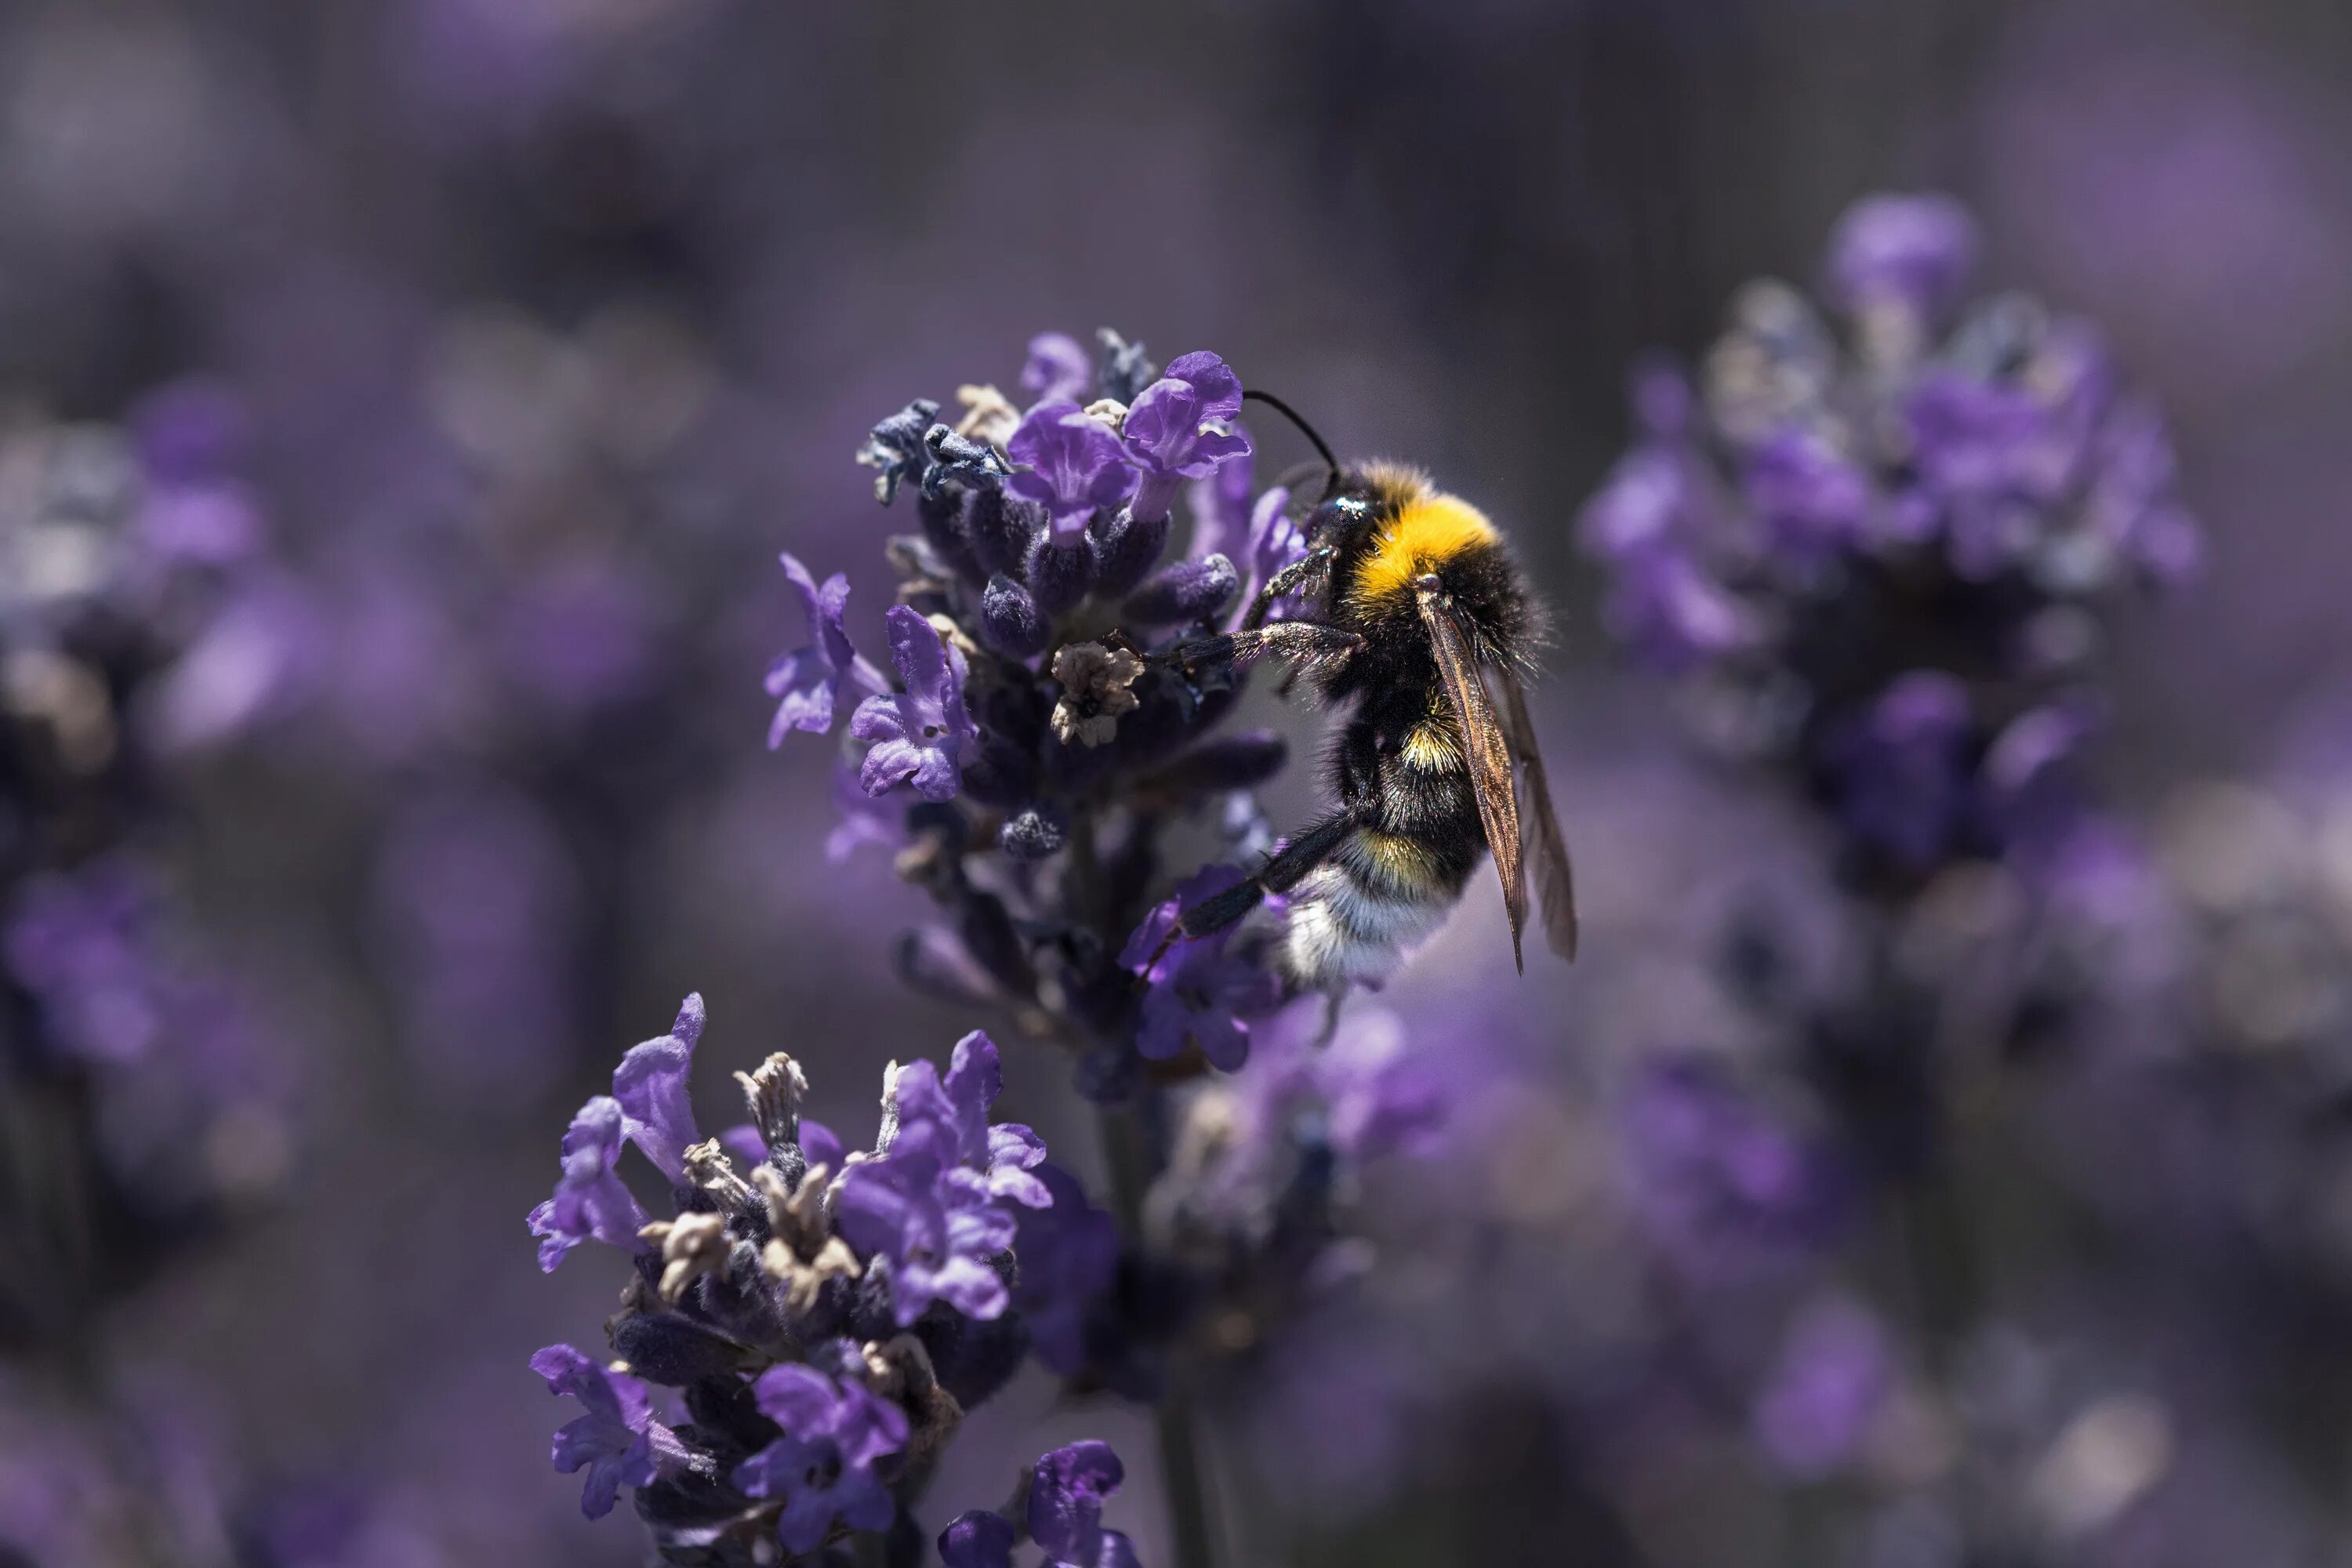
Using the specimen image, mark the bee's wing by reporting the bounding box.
[1491,663,1579,963]
[1416,588,1530,972]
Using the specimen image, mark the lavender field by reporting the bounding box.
[5,4,2352,1566]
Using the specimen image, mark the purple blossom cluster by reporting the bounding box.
[526,993,1145,1559]
[770,330,1327,1091]
[1579,192,2202,887]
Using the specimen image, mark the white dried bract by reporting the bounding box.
[1050,641,1144,749]
[953,383,1020,448]
[681,1138,755,1210]
[638,1210,729,1303]
[734,1052,808,1150]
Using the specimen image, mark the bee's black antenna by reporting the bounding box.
[1241,388,1341,499]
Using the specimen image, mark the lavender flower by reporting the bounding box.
[733,1356,909,1553]
[1120,352,1252,524]
[530,1345,688,1519]
[528,1097,652,1272]
[1578,192,2201,878]
[1006,401,1137,539]
[530,999,1060,1557]
[939,1441,1143,1568]
[613,993,709,1186]
[1123,866,1286,1073]
[836,1043,1049,1326]
[852,606,975,802]
[1027,1441,1142,1568]
[765,552,886,744]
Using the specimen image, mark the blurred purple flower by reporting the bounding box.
[1257,1005,1447,1163]
[1121,866,1285,1072]
[826,761,906,862]
[851,606,973,802]
[1122,352,1251,524]
[1621,1057,1845,1278]
[527,1097,652,1272]
[1830,673,1974,871]
[612,993,708,1187]
[530,1345,687,1519]
[1014,1163,1120,1377]
[1744,430,1874,564]
[1825,193,1980,317]
[1901,372,2060,578]
[1751,1296,1892,1479]
[1006,400,1136,539]
[1601,545,1759,675]
[733,1357,907,1555]
[130,379,251,488]
[4,863,168,1065]
[1023,332,1093,405]
[767,552,886,745]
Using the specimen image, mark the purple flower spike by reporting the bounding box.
[612,993,706,1186]
[1023,332,1092,404]
[766,554,885,746]
[940,1508,1016,1568]
[1029,1441,1140,1568]
[1121,351,1251,524]
[1751,1297,1892,1479]
[530,1345,684,1519]
[1006,400,1137,539]
[1122,866,1284,1072]
[528,1096,652,1272]
[1825,192,1979,318]
[734,1356,908,1555]
[851,607,974,803]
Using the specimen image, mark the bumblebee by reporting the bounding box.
[1158,393,1578,988]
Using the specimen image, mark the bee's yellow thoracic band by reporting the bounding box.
[1348,492,1500,612]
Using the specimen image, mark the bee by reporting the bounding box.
[1154,390,1578,989]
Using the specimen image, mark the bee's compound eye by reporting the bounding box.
[1414,572,1443,593]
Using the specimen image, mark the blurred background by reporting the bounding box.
[5,1,2352,1564]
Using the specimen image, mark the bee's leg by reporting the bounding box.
[1164,619,1363,681]
[1240,546,1334,630]
[1142,806,1366,970]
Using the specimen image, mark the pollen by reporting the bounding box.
[1348,491,1500,612]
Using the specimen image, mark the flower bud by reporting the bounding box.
[1123,554,1237,626]
[978,574,1050,659]
[1087,508,1169,597]
[1027,534,1095,617]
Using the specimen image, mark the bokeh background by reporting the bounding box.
[6,1,2352,1563]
